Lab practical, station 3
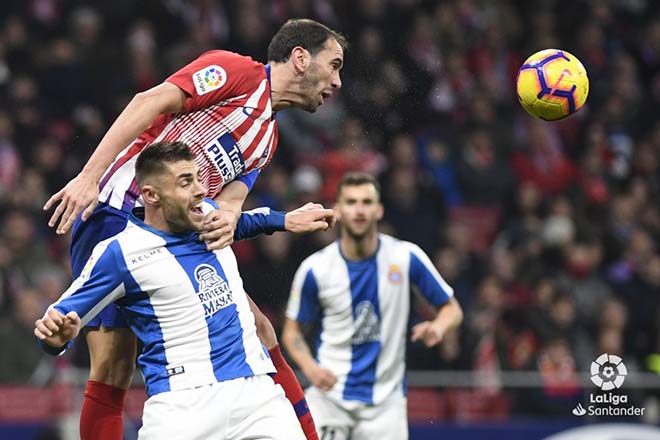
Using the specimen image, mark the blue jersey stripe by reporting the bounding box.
[343,258,381,404]
[166,238,253,383]
[409,250,451,307]
[119,264,170,396]
[297,269,320,323]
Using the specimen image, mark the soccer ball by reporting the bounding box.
[516,49,589,121]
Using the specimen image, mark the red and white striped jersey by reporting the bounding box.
[98,50,278,211]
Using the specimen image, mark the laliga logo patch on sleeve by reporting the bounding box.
[193,65,227,95]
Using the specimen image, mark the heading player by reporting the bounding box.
[282,172,463,439]
[42,19,346,440]
[36,141,309,439]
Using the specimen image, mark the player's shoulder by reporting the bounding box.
[112,220,161,251]
[197,50,265,73]
[300,240,341,271]
[90,235,122,257]
[378,232,411,250]
[80,236,124,279]
[378,233,426,258]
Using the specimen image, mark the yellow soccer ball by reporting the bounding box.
[516,49,589,121]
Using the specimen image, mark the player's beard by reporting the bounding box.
[300,62,323,113]
[161,197,197,234]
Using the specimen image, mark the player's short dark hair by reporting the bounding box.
[135,141,195,186]
[268,19,348,63]
[338,172,381,197]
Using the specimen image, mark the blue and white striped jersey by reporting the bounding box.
[51,207,281,397]
[286,233,453,406]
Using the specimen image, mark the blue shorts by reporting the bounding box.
[70,202,130,328]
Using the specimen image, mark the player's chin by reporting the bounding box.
[346,226,369,239]
[303,99,321,113]
[188,214,205,232]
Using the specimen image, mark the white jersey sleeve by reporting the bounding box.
[52,239,127,326]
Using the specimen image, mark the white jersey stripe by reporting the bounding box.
[245,114,274,169]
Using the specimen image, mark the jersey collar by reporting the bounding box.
[264,64,277,121]
[337,236,381,265]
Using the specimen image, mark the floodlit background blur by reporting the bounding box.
[0,0,659,439]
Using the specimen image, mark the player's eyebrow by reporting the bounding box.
[177,172,194,181]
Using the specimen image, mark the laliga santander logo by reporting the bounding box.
[590,353,627,391]
[572,353,644,417]
[204,66,226,88]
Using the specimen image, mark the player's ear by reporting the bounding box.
[376,202,384,221]
[291,46,310,74]
[141,184,160,205]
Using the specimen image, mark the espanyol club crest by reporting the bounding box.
[388,264,402,284]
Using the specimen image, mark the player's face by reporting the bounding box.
[336,184,383,240]
[157,160,207,233]
[300,38,344,112]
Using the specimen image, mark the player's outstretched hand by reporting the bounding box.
[304,363,337,392]
[43,173,100,235]
[285,202,336,234]
[199,209,240,251]
[34,309,81,348]
[411,321,445,348]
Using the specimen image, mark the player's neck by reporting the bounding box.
[144,208,171,233]
[340,231,379,261]
[269,63,303,111]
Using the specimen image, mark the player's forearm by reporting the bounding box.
[214,180,249,212]
[81,84,184,181]
[282,320,318,374]
[432,297,463,336]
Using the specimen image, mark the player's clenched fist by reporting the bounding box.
[34,309,82,347]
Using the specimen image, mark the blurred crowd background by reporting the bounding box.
[0,0,659,422]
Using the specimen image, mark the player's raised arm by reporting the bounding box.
[44,81,186,234]
[204,182,336,250]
